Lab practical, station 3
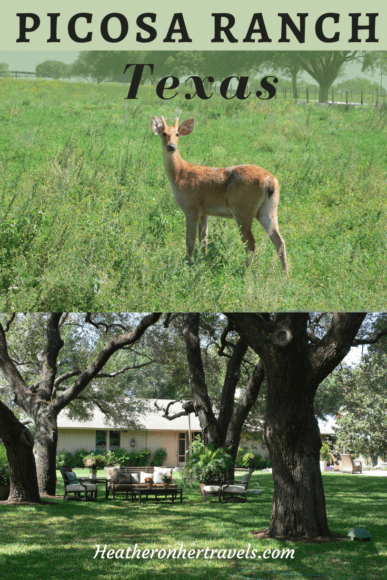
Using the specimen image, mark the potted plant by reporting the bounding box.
[320,441,330,472]
[0,465,10,501]
[84,454,106,480]
[162,474,172,489]
[145,477,154,489]
[182,437,233,493]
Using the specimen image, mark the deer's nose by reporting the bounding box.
[166,143,177,152]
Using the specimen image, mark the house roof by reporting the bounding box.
[57,398,337,436]
[57,399,202,432]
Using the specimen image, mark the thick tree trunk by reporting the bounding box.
[265,389,329,537]
[319,83,331,102]
[34,408,58,496]
[0,402,41,503]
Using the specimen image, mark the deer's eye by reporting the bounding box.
[162,132,167,137]
[176,133,179,137]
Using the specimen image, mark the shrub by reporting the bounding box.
[56,449,93,469]
[139,448,151,466]
[73,449,91,467]
[106,449,131,466]
[236,448,270,470]
[83,453,106,472]
[0,465,10,485]
[0,445,8,466]
[56,451,75,469]
[183,437,234,484]
[126,451,139,465]
[152,448,168,466]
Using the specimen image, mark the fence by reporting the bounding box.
[185,79,387,106]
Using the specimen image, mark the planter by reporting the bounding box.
[89,474,97,481]
[320,460,327,472]
[163,483,170,489]
[0,484,10,501]
[146,483,153,489]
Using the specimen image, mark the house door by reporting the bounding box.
[178,433,186,464]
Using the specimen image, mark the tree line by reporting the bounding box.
[32,51,387,102]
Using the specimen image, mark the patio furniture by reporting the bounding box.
[131,486,183,504]
[104,466,177,499]
[340,454,362,474]
[222,468,255,502]
[330,452,342,471]
[60,467,98,501]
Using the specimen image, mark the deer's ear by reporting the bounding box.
[151,116,163,135]
[178,119,195,136]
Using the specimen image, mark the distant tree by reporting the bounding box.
[334,352,387,462]
[264,51,367,101]
[0,313,161,499]
[362,51,387,91]
[0,63,12,78]
[36,60,72,80]
[71,51,150,83]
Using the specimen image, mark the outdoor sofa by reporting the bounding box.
[104,465,177,499]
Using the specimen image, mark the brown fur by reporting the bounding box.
[151,116,288,274]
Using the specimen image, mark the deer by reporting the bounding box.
[151,116,288,274]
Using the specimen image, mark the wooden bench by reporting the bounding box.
[104,466,176,499]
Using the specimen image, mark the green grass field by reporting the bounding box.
[1,471,386,580]
[1,78,386,311]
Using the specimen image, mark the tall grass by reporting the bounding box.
[0,79,386,311]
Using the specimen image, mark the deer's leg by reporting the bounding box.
[232,211,256,254]
[198,215,209,253]
[257,211,288,275]
[185,212,201,259]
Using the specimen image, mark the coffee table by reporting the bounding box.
[131,486,183,504]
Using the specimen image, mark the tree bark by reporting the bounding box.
[34,408,58,496]
[227,312,367,538]
[0,401,40,503]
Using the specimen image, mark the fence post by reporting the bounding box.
[346,90,348,104]
[306,87,309,103]
[332,89,334,104]
[361,90,363,105]
[376,88,379,107]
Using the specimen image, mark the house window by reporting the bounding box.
[96,430,107,450]
[109,431,121,450]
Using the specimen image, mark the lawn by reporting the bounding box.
[1,471,386,580]
[0,78,386,311]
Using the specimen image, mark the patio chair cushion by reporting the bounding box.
[222,485,246,493]
[117,472,132,484]
[131,473,140,484]
[66,472,79,484]
[105,466,121,484]
[153,467,173,484]
[66,484,97,492]
[140,472,154,483]
[202,485,222,493]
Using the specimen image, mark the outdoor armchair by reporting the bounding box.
[60,466,98,501]
[340,455,362,474]
[222,467,255,502]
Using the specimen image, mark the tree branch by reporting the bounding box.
[53,313,161,412]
